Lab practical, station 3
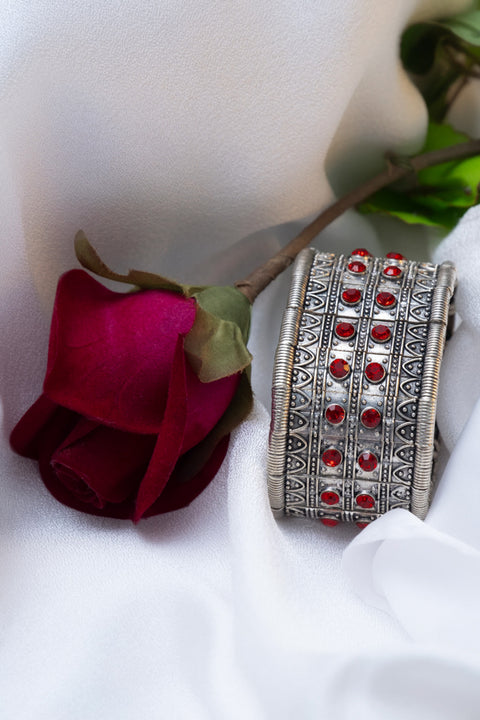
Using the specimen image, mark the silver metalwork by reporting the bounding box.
[268,248,456,525]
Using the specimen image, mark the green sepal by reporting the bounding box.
[74,231,206,296]
[185,286,252,383]
[168,371,253,485]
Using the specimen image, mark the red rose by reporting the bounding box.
[11,268,249,521]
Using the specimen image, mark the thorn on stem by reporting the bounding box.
[385,152,415,174]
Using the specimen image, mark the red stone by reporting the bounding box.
[361,408,382,429]
[383,265,402,278]
[357,452,378,472]
[351,248,371,257]
[371,324,391,342]
[322,449,342,467]
[321,518,339,527]
[356,493,375,508]
[376,291,396,307]
[321,490,340,505]
[342,288,362,305]
[335,322,355,339]
[356,522,370,529]
[329,358,350,379]
[325,404,345,425]
[365,362,385,383]
[348,261,366,274]
[386,251,405,260]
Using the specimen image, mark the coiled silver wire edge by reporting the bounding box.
[267,248,317,517]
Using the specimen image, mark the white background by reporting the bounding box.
[1,1,479,718]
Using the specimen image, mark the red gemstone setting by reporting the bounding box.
[335,322,355,339]
[356,522,370,529]
[321,518,339,527]
[371,324,391,343]
[329,358,350,379]
[365,362,385,383]
[325,404,345,425]
[356,493,375,508]
[322,448,342,467]
[342,288,362,305]
[383,265,402,278]
[361,408,382,429]
[376,291,396,308]
[321,490,340,505]
[357,452,378,472]
[351,248,371,257]
[348,261,366,274]
[386,251,405,260]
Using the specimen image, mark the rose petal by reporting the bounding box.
[133,336,188,521]
[31,409,138,519]
[10,394,77,459]
[144,435,230,516]
[181,365,240,453]
[52,418,156,507]
[44,269,196,434]
[38,434,134,519]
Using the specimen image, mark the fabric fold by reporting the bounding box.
[343,208,480,651]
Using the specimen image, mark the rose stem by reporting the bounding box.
[234,138,480,304]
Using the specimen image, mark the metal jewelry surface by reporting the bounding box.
[268,248,456,526]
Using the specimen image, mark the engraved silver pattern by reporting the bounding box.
[268,249,456,525]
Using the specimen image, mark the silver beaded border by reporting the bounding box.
[267,248,456,522]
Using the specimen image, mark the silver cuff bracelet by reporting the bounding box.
[268,248,456,528]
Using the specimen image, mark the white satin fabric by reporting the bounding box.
[1,1,478,718]
[344,206,480,654]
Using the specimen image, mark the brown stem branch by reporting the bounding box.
[234,139,480,304]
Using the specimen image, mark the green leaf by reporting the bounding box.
[400,6,480,122]
[420,120,469,151]
[358,188,463,229]
[74,231,206,296]
[185,286,252,383]
[440,9,480,46]
[415,124,480,207]
[169,371,253,485]
[358,122,480,230]
[413,181,476,208]
[401,23,443,74]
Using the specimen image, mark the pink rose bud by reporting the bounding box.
[11,270,241,521]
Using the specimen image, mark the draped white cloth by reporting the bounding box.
[344,207,480,650]
[1,1,478,718]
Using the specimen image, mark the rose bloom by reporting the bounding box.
[11,270,240,521]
